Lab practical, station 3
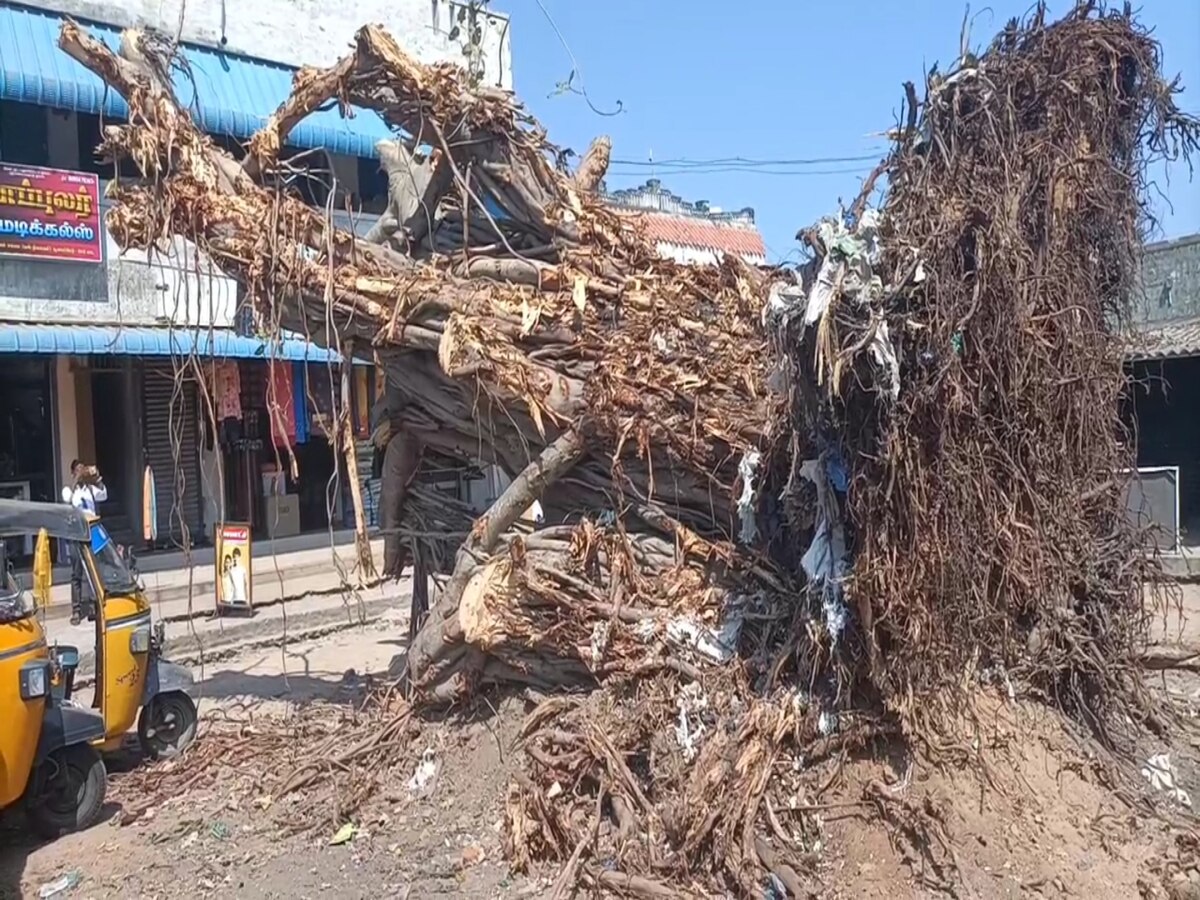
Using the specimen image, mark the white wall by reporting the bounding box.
[655,241,767,268]
[30,0,513,88]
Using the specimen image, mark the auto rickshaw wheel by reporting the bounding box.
[26,744,107,839]
[137,691,198,759]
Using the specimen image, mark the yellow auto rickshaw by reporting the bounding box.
[6,499,198,759]
[0,507,107,838]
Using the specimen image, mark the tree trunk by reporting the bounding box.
[56,16,774,707]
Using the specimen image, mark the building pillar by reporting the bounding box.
[54,355,78,491]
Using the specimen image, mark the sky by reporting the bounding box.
[491,0,1200,264]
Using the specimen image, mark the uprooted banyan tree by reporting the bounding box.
[59,2,1198,894]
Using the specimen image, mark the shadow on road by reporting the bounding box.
[193,666,381,707]
[0,797,123,900]
[0,824,28,900]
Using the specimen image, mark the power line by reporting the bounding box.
[606,165,874,177]
[609,153,883,168]
[532,0,623,116]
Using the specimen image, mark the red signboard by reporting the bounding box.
[0,163,103,263]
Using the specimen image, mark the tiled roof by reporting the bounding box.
[638,213,767,260]
[1128,315,1200,361]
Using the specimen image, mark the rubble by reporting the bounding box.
[55,2,1199,895]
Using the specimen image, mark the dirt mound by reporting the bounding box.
[6,684,1200,899]
[819,701,1170,899]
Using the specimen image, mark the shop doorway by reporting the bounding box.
[0,356,55,562]
[88,369,137,543]
[292,439,338,533]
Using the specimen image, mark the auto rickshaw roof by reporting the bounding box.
[0,499,91,541]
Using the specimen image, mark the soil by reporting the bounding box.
[4,592,1200,899]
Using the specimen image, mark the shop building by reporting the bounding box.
[1126,232,1200,550]
[604,179,768,266]
[0,0,512,560]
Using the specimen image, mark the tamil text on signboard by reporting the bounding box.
[0,164,103,263]
[215,523,254,613]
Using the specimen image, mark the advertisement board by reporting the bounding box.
[0,163,103,263]
[215,523,254,613]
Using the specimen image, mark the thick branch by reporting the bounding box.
[573,136,611,194]
[245,54,356,177]
[471,430,585,556]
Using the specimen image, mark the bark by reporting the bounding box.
[572,136,611,194]
[340,340,376,580]
[364,142,453,252]
[404,430,588,697]
[380,428,423,579]
[471,430,584,555]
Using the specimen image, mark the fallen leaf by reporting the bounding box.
[329,823,358,846]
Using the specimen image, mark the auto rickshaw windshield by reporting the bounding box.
[89,523,137,594]
[0,545,33,622]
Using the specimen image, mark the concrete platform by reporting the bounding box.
[1159,548,1200,580]
[38,530,383,619]
[48,570,416,681]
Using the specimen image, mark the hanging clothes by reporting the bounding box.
[307,365,336,438]
[214,361,243,421]
[268,359,297,448]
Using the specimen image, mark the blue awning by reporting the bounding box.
[0,3,393,158]
[0,324,363,363]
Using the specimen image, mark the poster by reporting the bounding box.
[0,164,103,263]
[215,523,253,612]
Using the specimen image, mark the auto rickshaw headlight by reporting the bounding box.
[19,661,49,700]
[130,624,151,654]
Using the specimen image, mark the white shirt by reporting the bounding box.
[229,561,247,604]
[62,482,107,513]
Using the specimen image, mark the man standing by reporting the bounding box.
[62,460,107,625]
[62,460,107,513]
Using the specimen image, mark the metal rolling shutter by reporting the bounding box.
[142,365,204,547]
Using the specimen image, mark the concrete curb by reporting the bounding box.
[142,558,352,605]
[40,564,379,623]
[38,539,384,618]
[1161,557,1200,581]
[73,593,404,680]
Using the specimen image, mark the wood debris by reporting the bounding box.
[56,3,1199,894]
